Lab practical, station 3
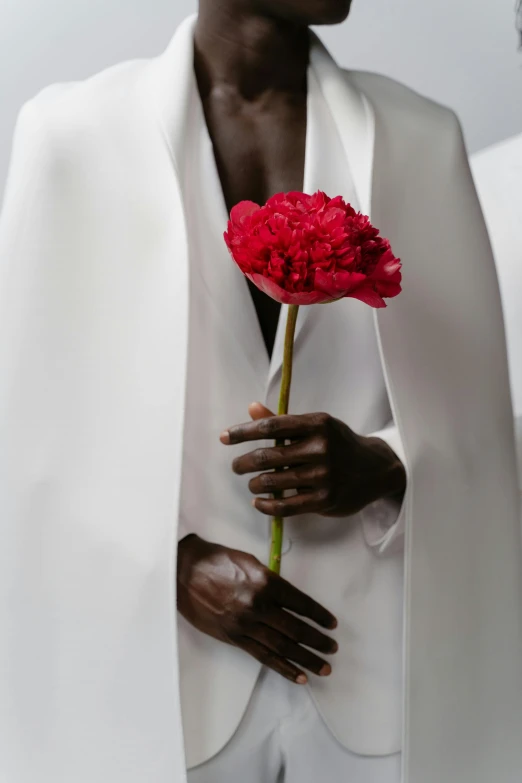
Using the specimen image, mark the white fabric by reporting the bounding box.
[1,14,522,783]
[471,135,522,487]
[187,669,401,783]
[178,60,403,768]
[361,424,406,552]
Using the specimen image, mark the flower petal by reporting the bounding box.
[350,287,388,308]
[314,269,367,297]
[225,193,402,307]
[247,273,333,305]
[230,201,261,227]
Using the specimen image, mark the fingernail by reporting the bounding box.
[220,431,230,445]
[319,664,331,677]
[330,618,338,630]
[297,674,307,685]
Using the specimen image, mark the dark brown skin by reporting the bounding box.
[194,3,309,354]
[223,403,406,518]
[178,0,405,685]
[177,535,338,684]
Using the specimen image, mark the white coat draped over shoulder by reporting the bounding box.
[1,15,522,783]
[472,135,522,484]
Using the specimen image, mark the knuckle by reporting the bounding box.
[318,487,334,505]
[243,552,263,572]
[254,448,271,468]
[314,464,330,481]
[251,566,270,593]
[314,412,331,429]
[259,418,279,437]
[274,639,292,658]
[261,472,277,490]
[315,434,330,455]
[241,554,268,589]
[238,593,258,620]
[228,604,254,632]
[261,650,276,667]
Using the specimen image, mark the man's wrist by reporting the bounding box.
[177,534,201,582]
[365,435,407,505]
[387,452,406,502]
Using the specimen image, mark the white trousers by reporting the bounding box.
[187,669,402,783]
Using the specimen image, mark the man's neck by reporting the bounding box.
[194,2,309,100]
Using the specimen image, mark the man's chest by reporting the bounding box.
[200,93,308,356]
[200,92,307,210]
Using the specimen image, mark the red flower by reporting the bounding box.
[224,191,402,308]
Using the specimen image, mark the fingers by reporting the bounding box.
[248,402,275,420]
[269,575,338,630]
[221,412,329,446]
[246,626,332,677]
[241,638,308,685]
[248,464,329,495]
[253,490,332,518]
[263,608,338,655]
[231,437,327,475]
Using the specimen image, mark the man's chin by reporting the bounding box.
[310,0,352,26]
[258,0,352,28]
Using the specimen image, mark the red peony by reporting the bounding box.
[224,190,401,308]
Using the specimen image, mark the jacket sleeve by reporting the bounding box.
[0,93,70,777]
[471,144,522,508]
[360,423,407,554]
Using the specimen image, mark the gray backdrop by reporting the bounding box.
[1,0,521,201]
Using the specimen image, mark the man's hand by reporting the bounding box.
[177,534,338,684]
[221,402,406,518]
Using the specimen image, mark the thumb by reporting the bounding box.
[248,401,276,420]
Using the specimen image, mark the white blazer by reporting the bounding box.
[1,15,522,783]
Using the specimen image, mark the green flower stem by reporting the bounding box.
[269,304,299,574]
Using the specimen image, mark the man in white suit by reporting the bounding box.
[1,2,522,783]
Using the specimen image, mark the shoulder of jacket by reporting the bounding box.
[346,69,462,138]
[15,58,151,152]
[471,133,522,169]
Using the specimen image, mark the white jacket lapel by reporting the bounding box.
[148,15,199,174]
[267,38,374,392]
[309,36,374,218]
[152,14,271,388]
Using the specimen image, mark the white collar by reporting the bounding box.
[145,14,375,386]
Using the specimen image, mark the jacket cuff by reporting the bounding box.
[361,424,406,554]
